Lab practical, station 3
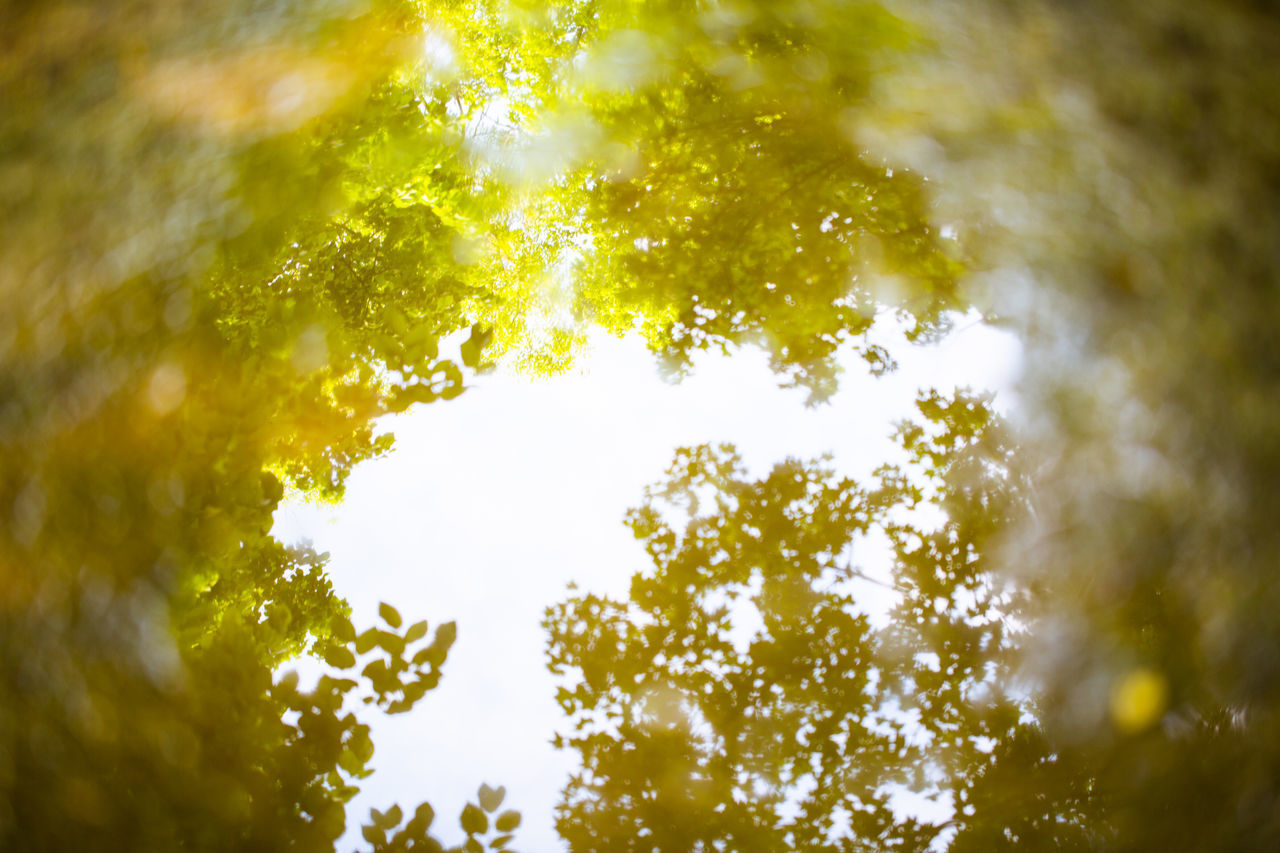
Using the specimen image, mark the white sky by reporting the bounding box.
[272,316,1020,852]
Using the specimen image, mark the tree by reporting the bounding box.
[538,0,1280,845]
[545,391,1069,850]
[0,0,537,848]
[524,0,964,403]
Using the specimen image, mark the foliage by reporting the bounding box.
[861,1,1280,848]
[546,392,1046,849]
[0,0,531,848]
[5,0,1280,850]
[536,0,965,402]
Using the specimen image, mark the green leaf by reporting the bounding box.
[435,621,458,651]
[350,726,374,763]
[355,629,378,655]
[477,783,505,813]
[377,629,405,656]
[315,800,345,840]
[379,602,403,628]
[460,803,488,835]
[338,748,363,776]
[460,340,479,368]
[321,644,356,670]
[494,810,521,833]
[362,658,398,694]
[404,619,429,643]
[331,615,356,644]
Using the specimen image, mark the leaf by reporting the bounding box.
[350,726,374,763]
[405,619,429,643]
[321,644,356,670]
[460,803,488,835]
[494,810,521,833]
[460,324,479,366]
[477,783,505,813]
[355,629,378,655]
[315,800,345,840]
[361,824,386,846]
[362,658,397,693]
[377,629,405,656]
[460,339,479,368]
[331,615,356,644]
[338,747,364,776]
[379,602,403,628]
[403,679,428,704]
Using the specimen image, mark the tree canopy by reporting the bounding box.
[2,0,1279,850]
[546,391,1036,850]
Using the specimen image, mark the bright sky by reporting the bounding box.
[272,316,1020,852]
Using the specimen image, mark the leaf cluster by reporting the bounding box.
[545,392,1043,850]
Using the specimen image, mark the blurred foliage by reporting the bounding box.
[4,0,1280,849]
[537,0,965,402]
[857,1,1280,848]
[0,0,530,848]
